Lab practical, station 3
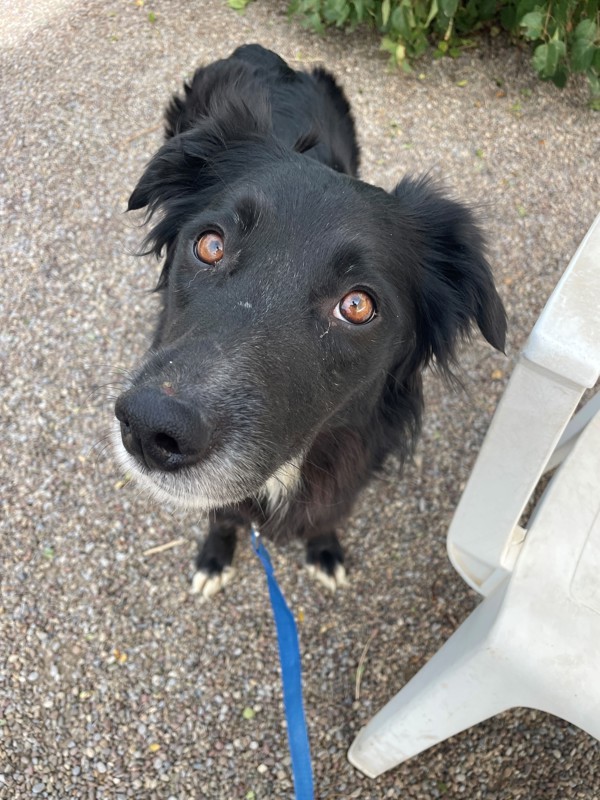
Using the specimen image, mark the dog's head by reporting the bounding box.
[114,97,506,510]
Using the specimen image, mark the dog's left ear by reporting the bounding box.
[391,176,507,374]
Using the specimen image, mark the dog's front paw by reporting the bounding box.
[191,528,237,600]
[191,566,236,600]
[305,532,348,593]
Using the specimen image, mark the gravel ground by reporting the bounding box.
[1,1,599,798]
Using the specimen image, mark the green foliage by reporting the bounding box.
[286,0,600,97]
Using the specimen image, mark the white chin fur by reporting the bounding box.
[111,421,248,511]
[111,420,303,512]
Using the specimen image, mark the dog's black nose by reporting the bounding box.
[115,387,210,471]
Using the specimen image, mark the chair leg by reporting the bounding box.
[348,583,525,777]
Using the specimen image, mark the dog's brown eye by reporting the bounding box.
[336,291,376,325]
[195,232,224,264]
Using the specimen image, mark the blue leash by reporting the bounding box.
[250,525,314,800]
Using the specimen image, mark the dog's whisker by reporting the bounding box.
[85,384,127,402]
[90,432,120,467]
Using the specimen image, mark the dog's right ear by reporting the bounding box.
[126,130,214,267]
[127,92,274,261]
[128,131,206,214]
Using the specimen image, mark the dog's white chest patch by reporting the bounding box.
[261,456,303,514]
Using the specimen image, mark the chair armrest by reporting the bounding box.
[448,357,584,594]
[524,213,600,388]
[448,212,600,595]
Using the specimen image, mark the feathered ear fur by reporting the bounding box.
[391,176,507,375]
[127,88,276,266]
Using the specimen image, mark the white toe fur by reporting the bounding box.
[190,566,236,599]
[306,562,349,592]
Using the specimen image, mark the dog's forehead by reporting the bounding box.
[236,160,369,224]
[222,162,387,263]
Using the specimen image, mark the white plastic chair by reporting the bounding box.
[348,212,600,777]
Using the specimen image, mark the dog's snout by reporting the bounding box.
[115,387,210,471]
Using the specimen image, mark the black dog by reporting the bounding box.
[114,44,506,597]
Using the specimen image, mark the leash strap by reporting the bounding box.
[251,525,314,800]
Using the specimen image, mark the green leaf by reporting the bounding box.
[439,0,458,18]
[519,11,543,40]
[332,4,350,26]
[532,45,550,77]
[381,0,391,26]
[571,39,595,72]
[587,70,600,97]
[532,40,565,79]
[242,707,256,719]
[574,19,596,43]
[380,35,398,55]
[425,0,439,28]
[390,6,411,40]
[353,0,367,22]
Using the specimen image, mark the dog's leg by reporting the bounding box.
[305,531,349,593]
[191,510,246,599]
